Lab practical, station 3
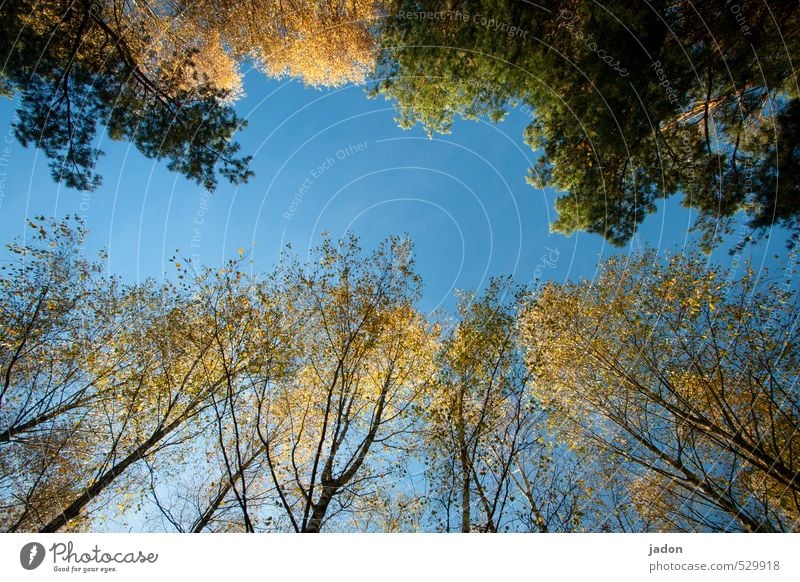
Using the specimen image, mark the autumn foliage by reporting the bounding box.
[1,218,797,532]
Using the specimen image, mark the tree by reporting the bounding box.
[520,250,800,531]
[254,235,436,532]
[371,0,800,248]
[0,217,114,444]
[178,257,296,532]
[0,221,439,533]
[423,279,601,532]
[0,216,128,531]
[370,0,534,135]
[0,219,264,532]
[181,0,385,88]
[31,276,234,533]
[425,280,524,532]
[1,0,253,191]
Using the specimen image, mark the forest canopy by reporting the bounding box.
[2,1,798,250]
[0,0,382,191]
[2,3,799,534]
[370,0,800,248]
[1,218,797,532]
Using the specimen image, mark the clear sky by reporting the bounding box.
[0,68,792,313]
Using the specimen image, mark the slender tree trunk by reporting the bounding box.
[37,415,185,533]
[460,446,471,532]
[303,482,337,533]
[191,448,262,533]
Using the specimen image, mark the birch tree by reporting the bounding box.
[520,250,800,531]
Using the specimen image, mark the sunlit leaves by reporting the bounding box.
[3,219,797,532]
[520,250,800,531]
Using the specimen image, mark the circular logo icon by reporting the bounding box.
[20,542,46,570]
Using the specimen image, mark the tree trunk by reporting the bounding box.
[303,483,337,533]
[37,415,185,533]
[460,447,471,532]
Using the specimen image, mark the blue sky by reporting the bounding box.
[0,68,792,313]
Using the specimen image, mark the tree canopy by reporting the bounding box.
[1,0,257,191]
[0,0,387,191]
[370,0,800,248]
[4,0,798,249]
[2,218,796,532]
[521,250,800,531]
